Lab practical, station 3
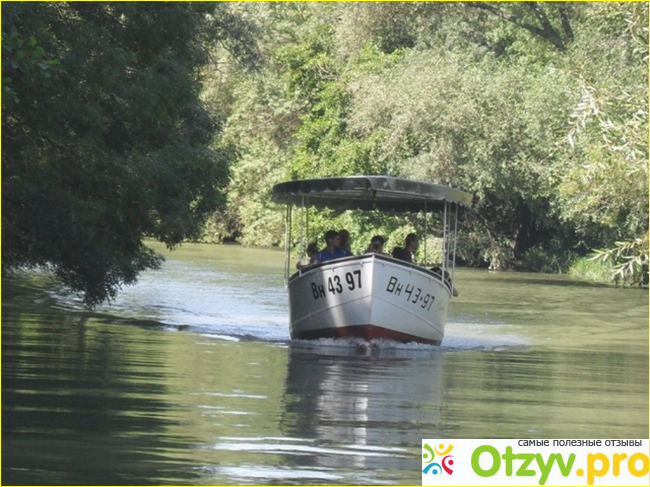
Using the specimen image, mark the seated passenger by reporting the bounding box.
[392,233,419,263]
[316,230,348,262]
[431,264,459,297]
[364,235,389,255]
[338,229,353,256]
[296,242,319,270]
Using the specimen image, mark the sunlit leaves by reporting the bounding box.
[590,237,649,285]
[208,2,647,279]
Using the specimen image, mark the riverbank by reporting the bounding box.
[186,239,649,290]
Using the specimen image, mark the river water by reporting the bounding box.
[2,243,648,485]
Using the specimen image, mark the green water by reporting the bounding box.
[2,243,648,485]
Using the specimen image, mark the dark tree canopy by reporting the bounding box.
[2,2,236,305]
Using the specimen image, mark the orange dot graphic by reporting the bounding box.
[576,469,584,476]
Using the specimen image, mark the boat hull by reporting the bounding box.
[287,254,451,345]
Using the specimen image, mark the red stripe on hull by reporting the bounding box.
[292,325,441,346]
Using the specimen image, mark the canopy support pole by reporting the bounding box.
[451,203,459,287]
[284,203,292,285]
[442,201,448,275]
[305,197,309,251]
[423,201,428,264]
[298,196,305,254]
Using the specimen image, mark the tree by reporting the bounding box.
[465,1,575,52]
[2,3,241,305]
[202,2,647,280]
[554,1,649,282]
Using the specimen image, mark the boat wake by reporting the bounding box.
[37,276,528,352]
[282,320,528,354]
[441,321,529,351]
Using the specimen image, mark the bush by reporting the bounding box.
[521,246,577,274]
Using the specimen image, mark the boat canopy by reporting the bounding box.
[272,176,472,212]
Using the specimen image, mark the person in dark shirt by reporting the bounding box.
[316,230,348,262]
[431,263,459,297]
[338,229,353,256]
[364,235,389,255]
[296,242,319,270]
[392,233,419,262]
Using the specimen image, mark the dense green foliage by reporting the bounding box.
[3,2,647,304]
[2,3,243,304]
[207,2,648,284]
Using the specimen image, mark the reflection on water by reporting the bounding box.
[2,244,648,485]
[1,312,199,485]
[277,344,443,481]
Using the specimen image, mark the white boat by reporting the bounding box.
[272,176,472,345]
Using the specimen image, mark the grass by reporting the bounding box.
[567,257,614,283]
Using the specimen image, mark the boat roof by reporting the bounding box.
[272,176,473,212]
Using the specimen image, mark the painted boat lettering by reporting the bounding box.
[386,276,435,311]
[310,270,362,300]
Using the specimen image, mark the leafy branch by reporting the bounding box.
[465,1,574,51]
[589,236,649,285]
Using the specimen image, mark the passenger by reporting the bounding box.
[338,229,353,256]
[317,230,348,262]
[392,233,419,263]
[296,242,319,270]
[364,235,389,255]
[431,264,459,297]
